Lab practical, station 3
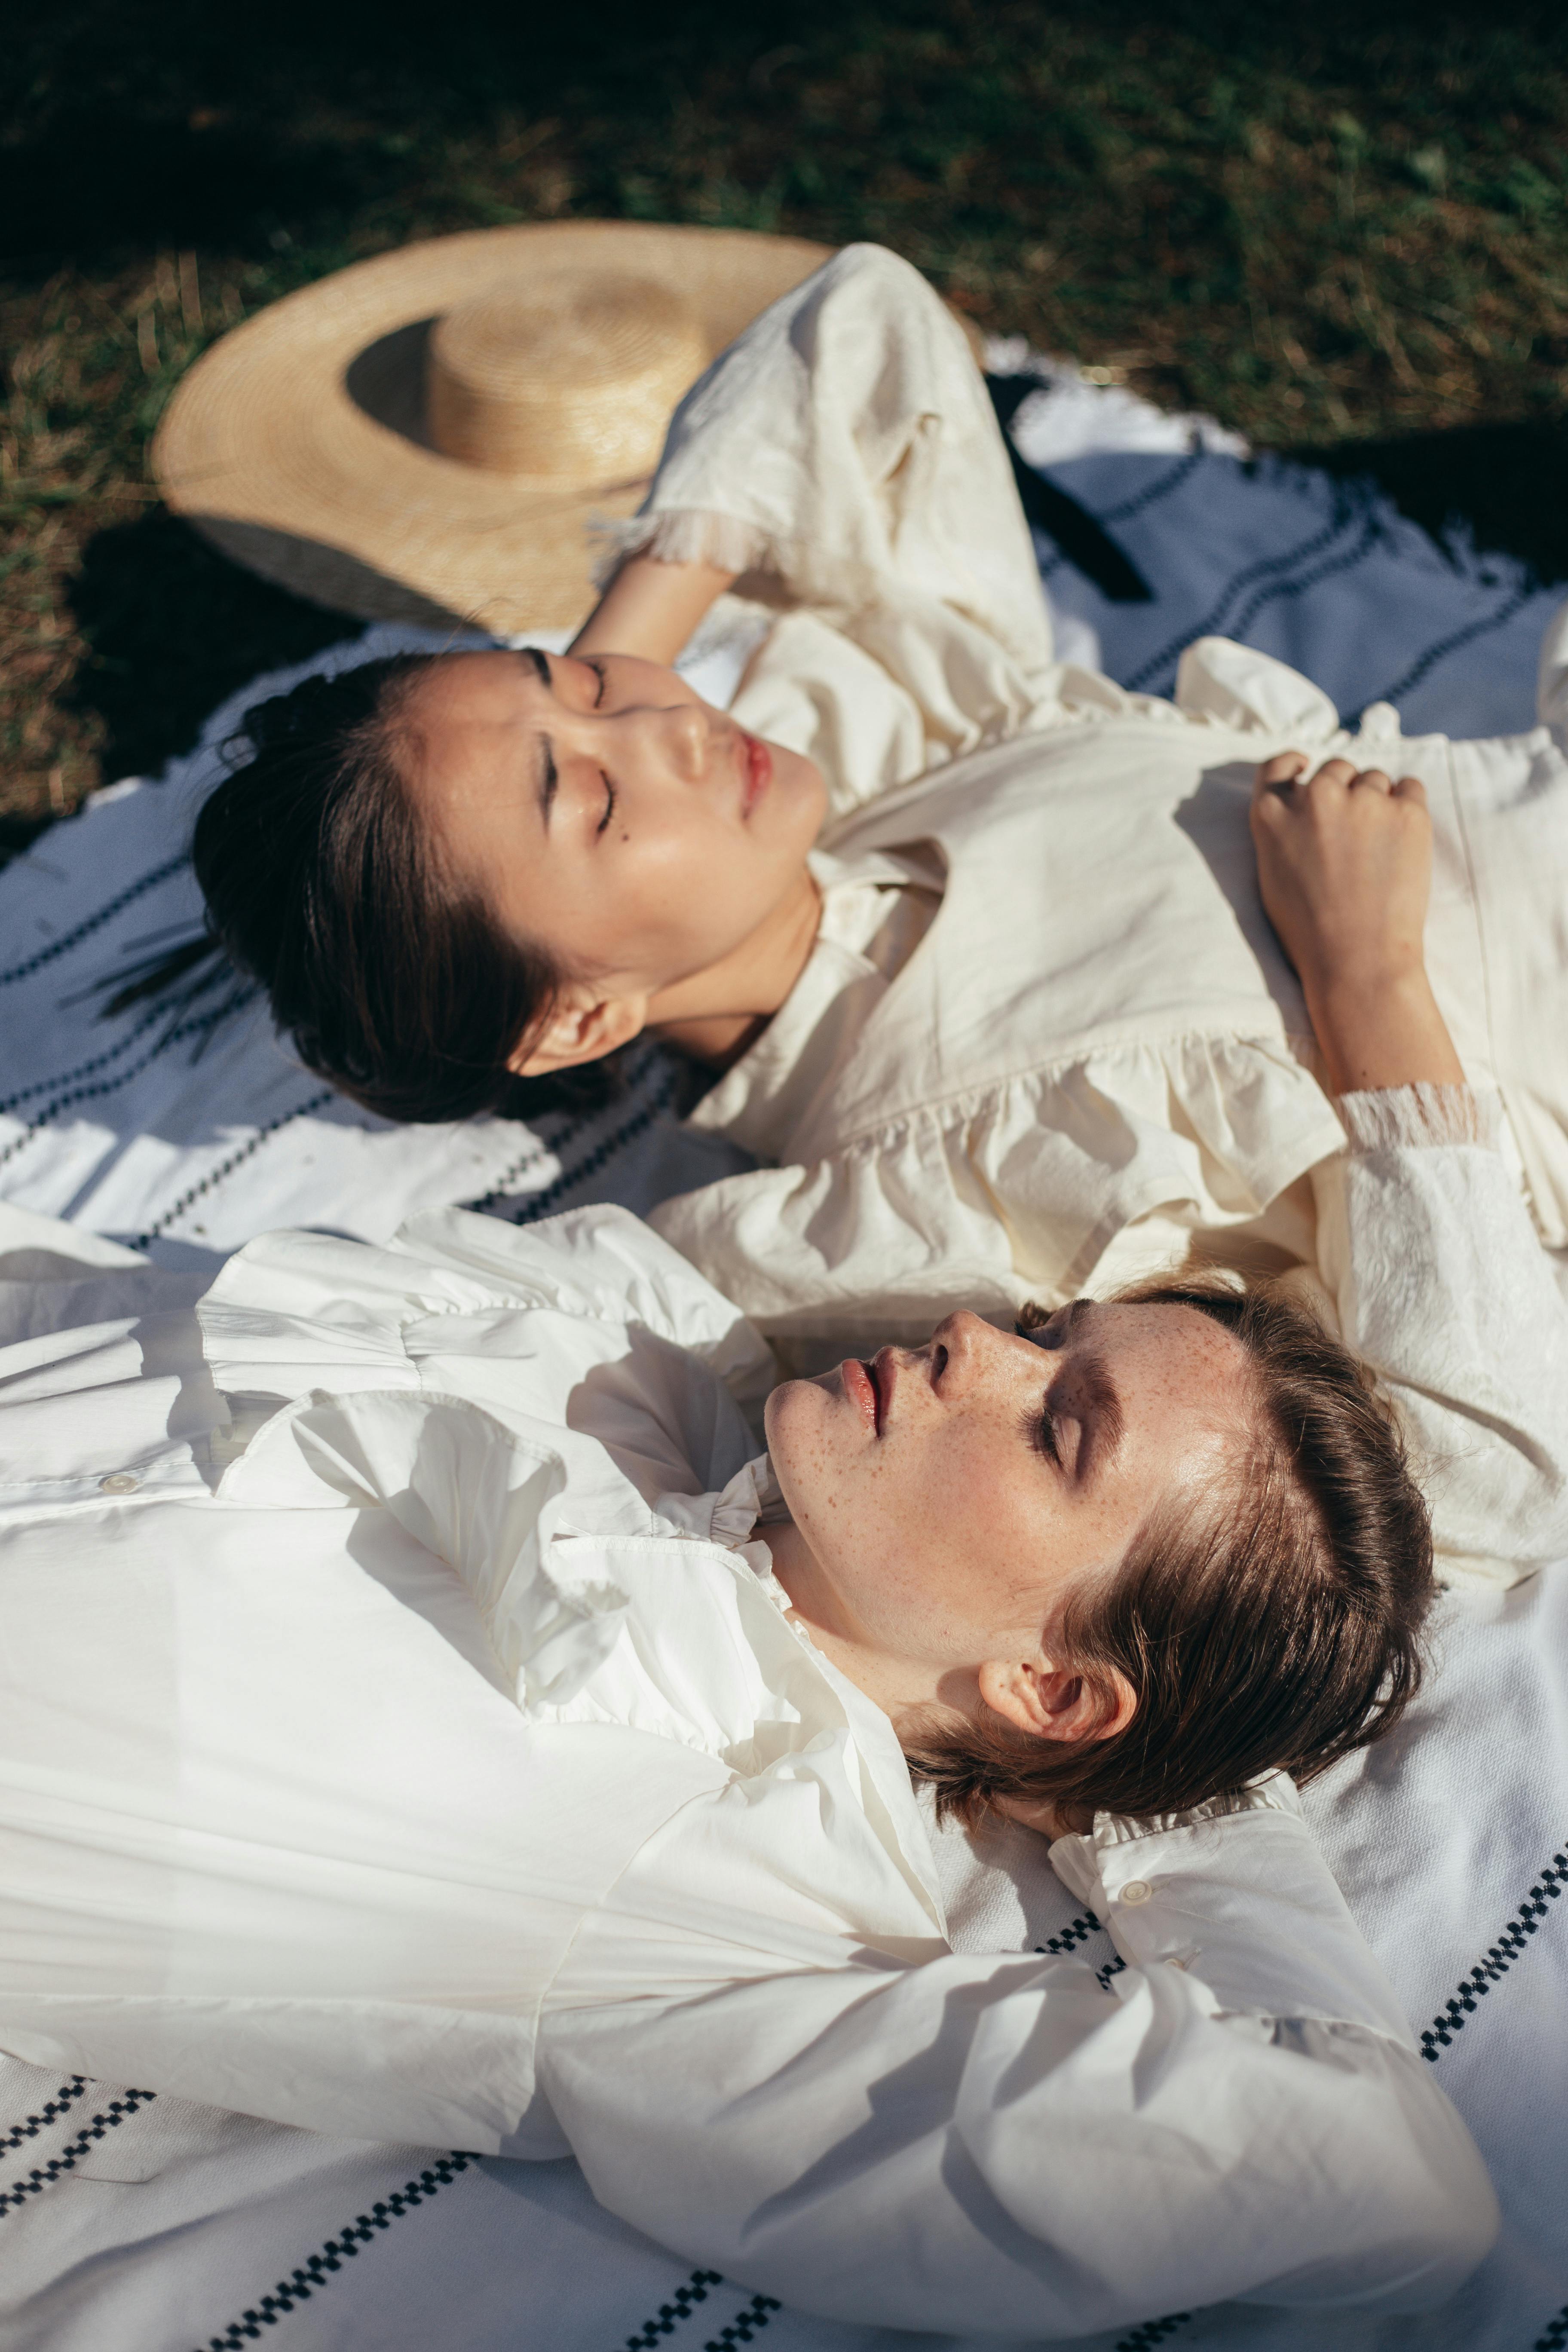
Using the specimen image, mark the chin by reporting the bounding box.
[762,1373,841,1510]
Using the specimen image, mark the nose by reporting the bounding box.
[925,1309,994,1396]
[647,699,710,782]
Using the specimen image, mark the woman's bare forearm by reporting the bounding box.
[1305,971,1466,1097]
[570,554,737,666]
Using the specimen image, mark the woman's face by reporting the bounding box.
[399,647,827,999]
[763,1301,1255,1719]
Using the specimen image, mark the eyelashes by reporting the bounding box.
[587,659,616,835]
[1015,1314,1063,1466]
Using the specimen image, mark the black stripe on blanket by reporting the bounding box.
[1033,1907,1127,1991]
[1033,1907,1106,1957]
[1114,2313,1193,2350]
[1020,438,1204,582]
[1124,504,1386,695]
[623,2269,724,2349]
[0,853,190,990]
[131,1087,337,1248]
[510,1064,684,1226]
[192,2152,473,2352]
[0,2088,157,2216]
[0,2075,90,2153]
[0,985,254,1170]
[1419,1842,1568,2062]
[1094,448,1207,529]
[701,2291,782,2351]
[1362,576,1539,714]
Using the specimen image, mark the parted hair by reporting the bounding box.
[178,654,622,1122]
[903,1272,1434,1826]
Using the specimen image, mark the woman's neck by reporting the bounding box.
[646,866,822,1070]
[760,1516,959,1723]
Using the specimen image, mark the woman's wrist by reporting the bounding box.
[570,552,737,666]
[1306,968,1466,1097]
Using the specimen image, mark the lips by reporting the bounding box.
[739,729,773,816]
[842,1356,879,1436]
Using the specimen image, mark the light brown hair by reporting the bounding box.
[903,1273,1433,1825]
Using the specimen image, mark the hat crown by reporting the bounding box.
[426,269,709,482]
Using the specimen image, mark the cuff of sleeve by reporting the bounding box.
[1048,1772,1413,2040]
[1048,1770,1302,1907]
[594,508,782,588]
[1337,1081,1504,1154]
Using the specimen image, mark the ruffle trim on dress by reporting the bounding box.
[1088,1770,1302,1851]
[593,507,785,589]
[1049,1773,1302,1907]
[651,1451,781,1551]
[1337,1083,1504,1155]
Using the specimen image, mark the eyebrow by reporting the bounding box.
[520,647,557,826]
[1072,1345,1125,1470]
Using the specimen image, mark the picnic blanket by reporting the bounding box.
[2,348,1565,2352]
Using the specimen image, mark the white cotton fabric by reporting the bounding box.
[0,1197,1503,2333]
[634,248,1568,1363]
[1311,1089,1568,1580]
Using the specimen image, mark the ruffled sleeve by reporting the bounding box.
[612,244,1058,821]
[1314,1084,1568,1582]
[197,1203,782,1712]
[1336,1081,1504,1152]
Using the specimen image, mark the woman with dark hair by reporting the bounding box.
[182,249,1568,1430]
[0,789,1548,2332]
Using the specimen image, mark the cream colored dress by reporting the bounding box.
[631,246,1568,1357]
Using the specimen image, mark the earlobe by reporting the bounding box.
[508,989,649,1079]
[977,1655,1136,1749]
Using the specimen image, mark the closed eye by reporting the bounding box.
[596,773,617,836]
[1035,1399,1062,1466]
[586,656,607,708]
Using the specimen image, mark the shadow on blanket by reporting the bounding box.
[1295,415,1568,592]
[63,510,361,789]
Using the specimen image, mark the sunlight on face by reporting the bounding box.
[762,1300,1254,1698]
[398,648,827,995]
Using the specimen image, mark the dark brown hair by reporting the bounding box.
[903,1273,1433,1825]
[179,655,620,1121]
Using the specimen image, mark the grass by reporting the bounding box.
[4,0,1568,839]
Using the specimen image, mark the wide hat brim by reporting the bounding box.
[153,221,848,637]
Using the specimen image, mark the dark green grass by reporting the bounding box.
[3,0,1567,835]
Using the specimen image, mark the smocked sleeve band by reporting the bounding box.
[1317,1084,1568,1579]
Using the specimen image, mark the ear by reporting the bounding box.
[977,1653,1136,1749]
[507,986,649,1079]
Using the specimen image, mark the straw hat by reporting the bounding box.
[152,221,854,636]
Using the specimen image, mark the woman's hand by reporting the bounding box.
[1250,751,1465,1096]
[569,552,737,667]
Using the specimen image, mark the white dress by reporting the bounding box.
[2,1106,1559,2331]
[627,247,1568,1374]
